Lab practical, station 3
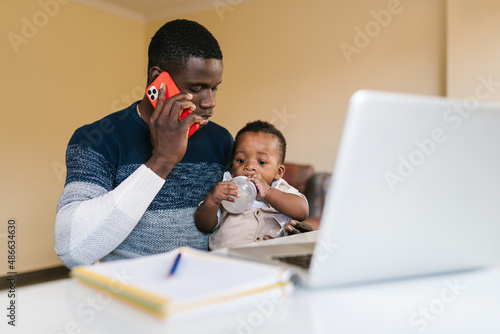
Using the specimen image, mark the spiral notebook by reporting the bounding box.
[70,247,295,317]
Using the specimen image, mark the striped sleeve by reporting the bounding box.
[54,145,164,268]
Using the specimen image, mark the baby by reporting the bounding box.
[195,120,309,250]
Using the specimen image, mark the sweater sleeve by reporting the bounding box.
[54,145,165,269]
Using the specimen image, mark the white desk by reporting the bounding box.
[2,264,500,334]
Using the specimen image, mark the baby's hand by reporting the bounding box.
[246,174,271,200]
[207,181,239,205]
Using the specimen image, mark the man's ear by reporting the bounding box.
[147,66,163,86]
[274,164,285,181]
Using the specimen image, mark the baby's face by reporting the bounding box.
[232,132,283,185]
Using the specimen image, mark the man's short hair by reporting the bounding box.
[234,120,287,164]
[148,19,223,76]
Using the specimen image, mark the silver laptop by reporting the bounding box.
[228,90,500,288]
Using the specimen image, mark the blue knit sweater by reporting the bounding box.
[55,102,233,268]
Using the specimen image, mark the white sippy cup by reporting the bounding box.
[221,176,257,214]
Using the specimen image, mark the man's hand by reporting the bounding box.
[284,220,313,234]
[263,220,313,240]
[145,84,204,179]
[207,181,239,206]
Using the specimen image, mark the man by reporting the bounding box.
[55,19,310,269]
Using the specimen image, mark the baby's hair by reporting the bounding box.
[234,120,287,163]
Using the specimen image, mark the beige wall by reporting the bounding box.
[0,0,146,273]
[161,0,446,173]
[1,0,446,273]
[447,0,500,101]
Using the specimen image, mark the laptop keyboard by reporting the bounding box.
[272,254,312,270]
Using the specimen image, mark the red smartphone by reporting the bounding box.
[146,71,199,137]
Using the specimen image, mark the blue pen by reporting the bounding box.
[168,252,182,278]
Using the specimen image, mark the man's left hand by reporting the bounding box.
[263,220,313,240]
[284,220,313,235]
